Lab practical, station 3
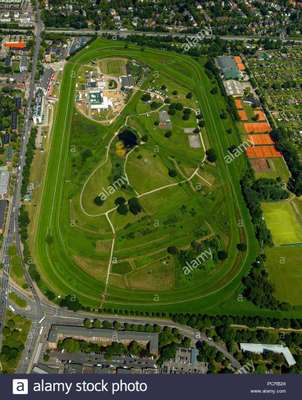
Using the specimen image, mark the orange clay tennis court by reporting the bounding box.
[238,110,248,121]
[248,134,274,145]
[234,56,242,63]
[244,122,272,133]
[254,110,266,121]
[234,56,245,71]
[235,99,243,109]
[246,146,282,159]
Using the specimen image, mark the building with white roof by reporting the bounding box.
[32,88,45,125]
[89,90,112,111]
[240,343,296,367]
[0,170,9,199]
[223,79,244,97]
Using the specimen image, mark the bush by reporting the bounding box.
[206,148,217,162]
[141,93,151,102]
[128,197,142,215]
[117,204,128,215]
[217,250,228,261]
[94,196,104,206]
[237,243,247,252]
[168,168,177,177]
[175,102,183,111]
[167,246,178,254]
[115,197,126,206]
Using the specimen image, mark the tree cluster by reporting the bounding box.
[272,129,302,196]
[242,256,290,310]
[240,166,273,246]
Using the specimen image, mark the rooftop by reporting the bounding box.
[0,199,7,228]
[0,170,9,195]
[40,68,54,92]
[159,110,170,122]
[240,343,296,367]
[89,91,103,105]
[120,75,134,89]
[223,80,244,97]
[48,325,159,355]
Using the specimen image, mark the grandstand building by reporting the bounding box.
[32,88,45,125]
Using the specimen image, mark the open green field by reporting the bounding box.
[262,201,302,245]
[99,58,127,75]
[255,158,290,183]
[8,246,27,289]
[266,246,302,306]
[32,39,258,312]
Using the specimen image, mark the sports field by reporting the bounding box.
[31,39,257,311]
[262,201,302,245]
[266,246,302,305]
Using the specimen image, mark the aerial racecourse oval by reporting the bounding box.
[33,39,257,312]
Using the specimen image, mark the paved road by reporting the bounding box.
[44,29,302,44]
[52,352,157,370]
[1,26,302,43]
[0,3,44,348]
[12,295,241,372]
[13,5,46,373]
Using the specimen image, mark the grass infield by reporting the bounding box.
[31,39,258,312]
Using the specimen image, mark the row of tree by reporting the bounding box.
[58,337,149,359]
[240,166,273,246]
[21,127,37,198]
[272,128,302,196]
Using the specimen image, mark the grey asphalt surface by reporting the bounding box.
[51,352,157,369]
[0,4,44,349]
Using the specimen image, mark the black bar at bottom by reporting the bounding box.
[1,374,299,400]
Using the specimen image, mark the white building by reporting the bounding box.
[240,343,296,367]
[32,88,45,125]
[0,170,9,199]
[223,80,244,97]
[89,90,112,111]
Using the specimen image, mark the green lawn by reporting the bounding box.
[8,246,27,289]
[99,58,127,75]
[9,292,27,308]
[111,261,132,275]
[266,246,302,306]
[262,201,302,245]
[32,39,258,312]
